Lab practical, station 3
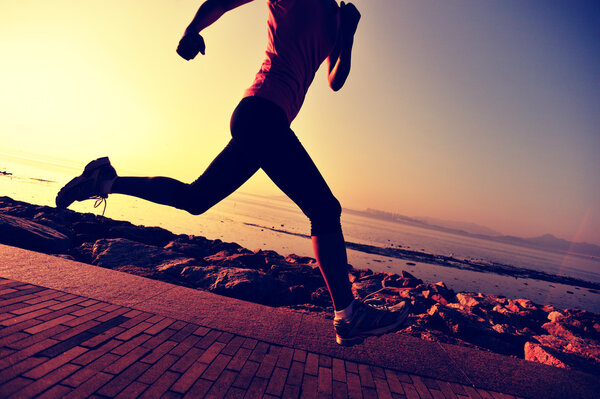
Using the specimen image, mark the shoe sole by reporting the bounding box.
[335,303,411,347]
[56,157,111,208]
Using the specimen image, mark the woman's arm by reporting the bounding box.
[177,0,254,60]
[327,2,361,91]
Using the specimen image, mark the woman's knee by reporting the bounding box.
[308,196,342,235]
[173,184,209,216]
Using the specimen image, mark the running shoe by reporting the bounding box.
[333,298,411,346]
[55,157,116,210]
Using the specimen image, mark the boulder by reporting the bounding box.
[352,276,383,298]
[0,213,71,253]
[311,287,333,307]
[209,267,277,305]
[524,342,570,369]
[108,224,175,246]
[91,238,182,269]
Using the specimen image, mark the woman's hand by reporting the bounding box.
[340,1,361,38]
[177,33,206,60]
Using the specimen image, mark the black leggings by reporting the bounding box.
[114,96,342,235]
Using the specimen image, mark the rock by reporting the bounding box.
[352,276,383,298]
[209,267,277,305]
[456,292,480,308]
[284,253,316,264]
[0,213,71,253]
[180,266,221,287]
[108,224,175,247]
[156,258,199,277]
[91,238,182,269]
[311,287,332,307]
[525,342,570,369]
[547,311,565,323]
[164,236,213,260]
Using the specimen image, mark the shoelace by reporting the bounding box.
[92,196,107,216]
[362,287,404,311]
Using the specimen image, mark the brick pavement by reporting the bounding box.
[0,277,522,399]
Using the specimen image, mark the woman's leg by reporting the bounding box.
[112,136,260,216]
[231,97,355,311]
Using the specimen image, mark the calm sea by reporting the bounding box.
[2,154,599,312]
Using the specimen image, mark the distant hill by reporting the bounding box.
[414,216,501,237]
[345,208,600,258]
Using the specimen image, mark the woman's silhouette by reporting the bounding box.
[56,0,409,346]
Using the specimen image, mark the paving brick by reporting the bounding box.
[196,329,222,350]
[160,390,182,399]
[0,346,16,358]
[9,363,80,398]
[23,290,64,305]
[139,370,179,399]
[24,345,87,379]
[0,317,43,339]
[248,341,270,363]
[37,383,73,399]
[410,375,433,399]
[232,360,259,389]
[62,353,120,387]
[0,376,33,397]
[170,323,198,343]
[104,346,151,374]
[384,369,404,394]
[170,320,188,330]
[226,347,252,372]
[216,331,234,344]
[332,358,345,382]
[305,352,319,376]
[463,385,484,399]
[37,305,84,321]
[63,310,107,328]
[198,341,226,364]
[0,307,52,327]
[333,380,349,399]
[70,301,111,317]
[363,386,378,399]
[112,334,152,356]
[436,380,458,399]
[318,366,332,395]
[204,369,237,399]
[10,299,61,315]
[138,354,179,384]
[171,359,209,393]
[201,353,232,381]
[169,334,201,357]
[283,384,301,399]
[286,361,304,386]
[300,374,318,399]
[395,371,412,383]
[241,337,258,349]
[98,362,151,397]
[49,297,88,310]
[115,380,149,399]
[24,314,76,334]
[183,377,213,399]
[256,352,279,379]
[245,376,268,399]
[95,306,130,322]
[374,378,393,399]
[449,382,468,396]
[293,348,307,363]
[72,339,121,366]
[142,340,178,364]
[144,317,176,335]
[143,328,178,350]
[80,326,126,348]
[170,347,205,373]
[226,386,247,399]
[345,360,358,374]
[63,371,113,399]
[0,337,58,370]
[193,326,210,336]
[319,354,333,368]
[0,356,46,384]
[358,364,375,388]
[265,366,287,396]
[0,332,28,347]
[402,382,421,399]
[346,372,363,399]
[115,321,154,341]
[430,389,447,399]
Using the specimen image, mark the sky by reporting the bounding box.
[1,1,599,245]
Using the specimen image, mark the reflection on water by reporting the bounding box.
[2,154,600,312]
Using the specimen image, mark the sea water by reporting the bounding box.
[2,154,599,312]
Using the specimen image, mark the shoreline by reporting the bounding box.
[244,223,600,291]
[1,196,599,376]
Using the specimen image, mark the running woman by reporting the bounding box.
[56,0,410,346]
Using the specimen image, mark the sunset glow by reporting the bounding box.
[1,1,599,245]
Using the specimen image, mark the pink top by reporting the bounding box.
[244,0,340,123]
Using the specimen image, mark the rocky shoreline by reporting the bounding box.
[1,196,599,376]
